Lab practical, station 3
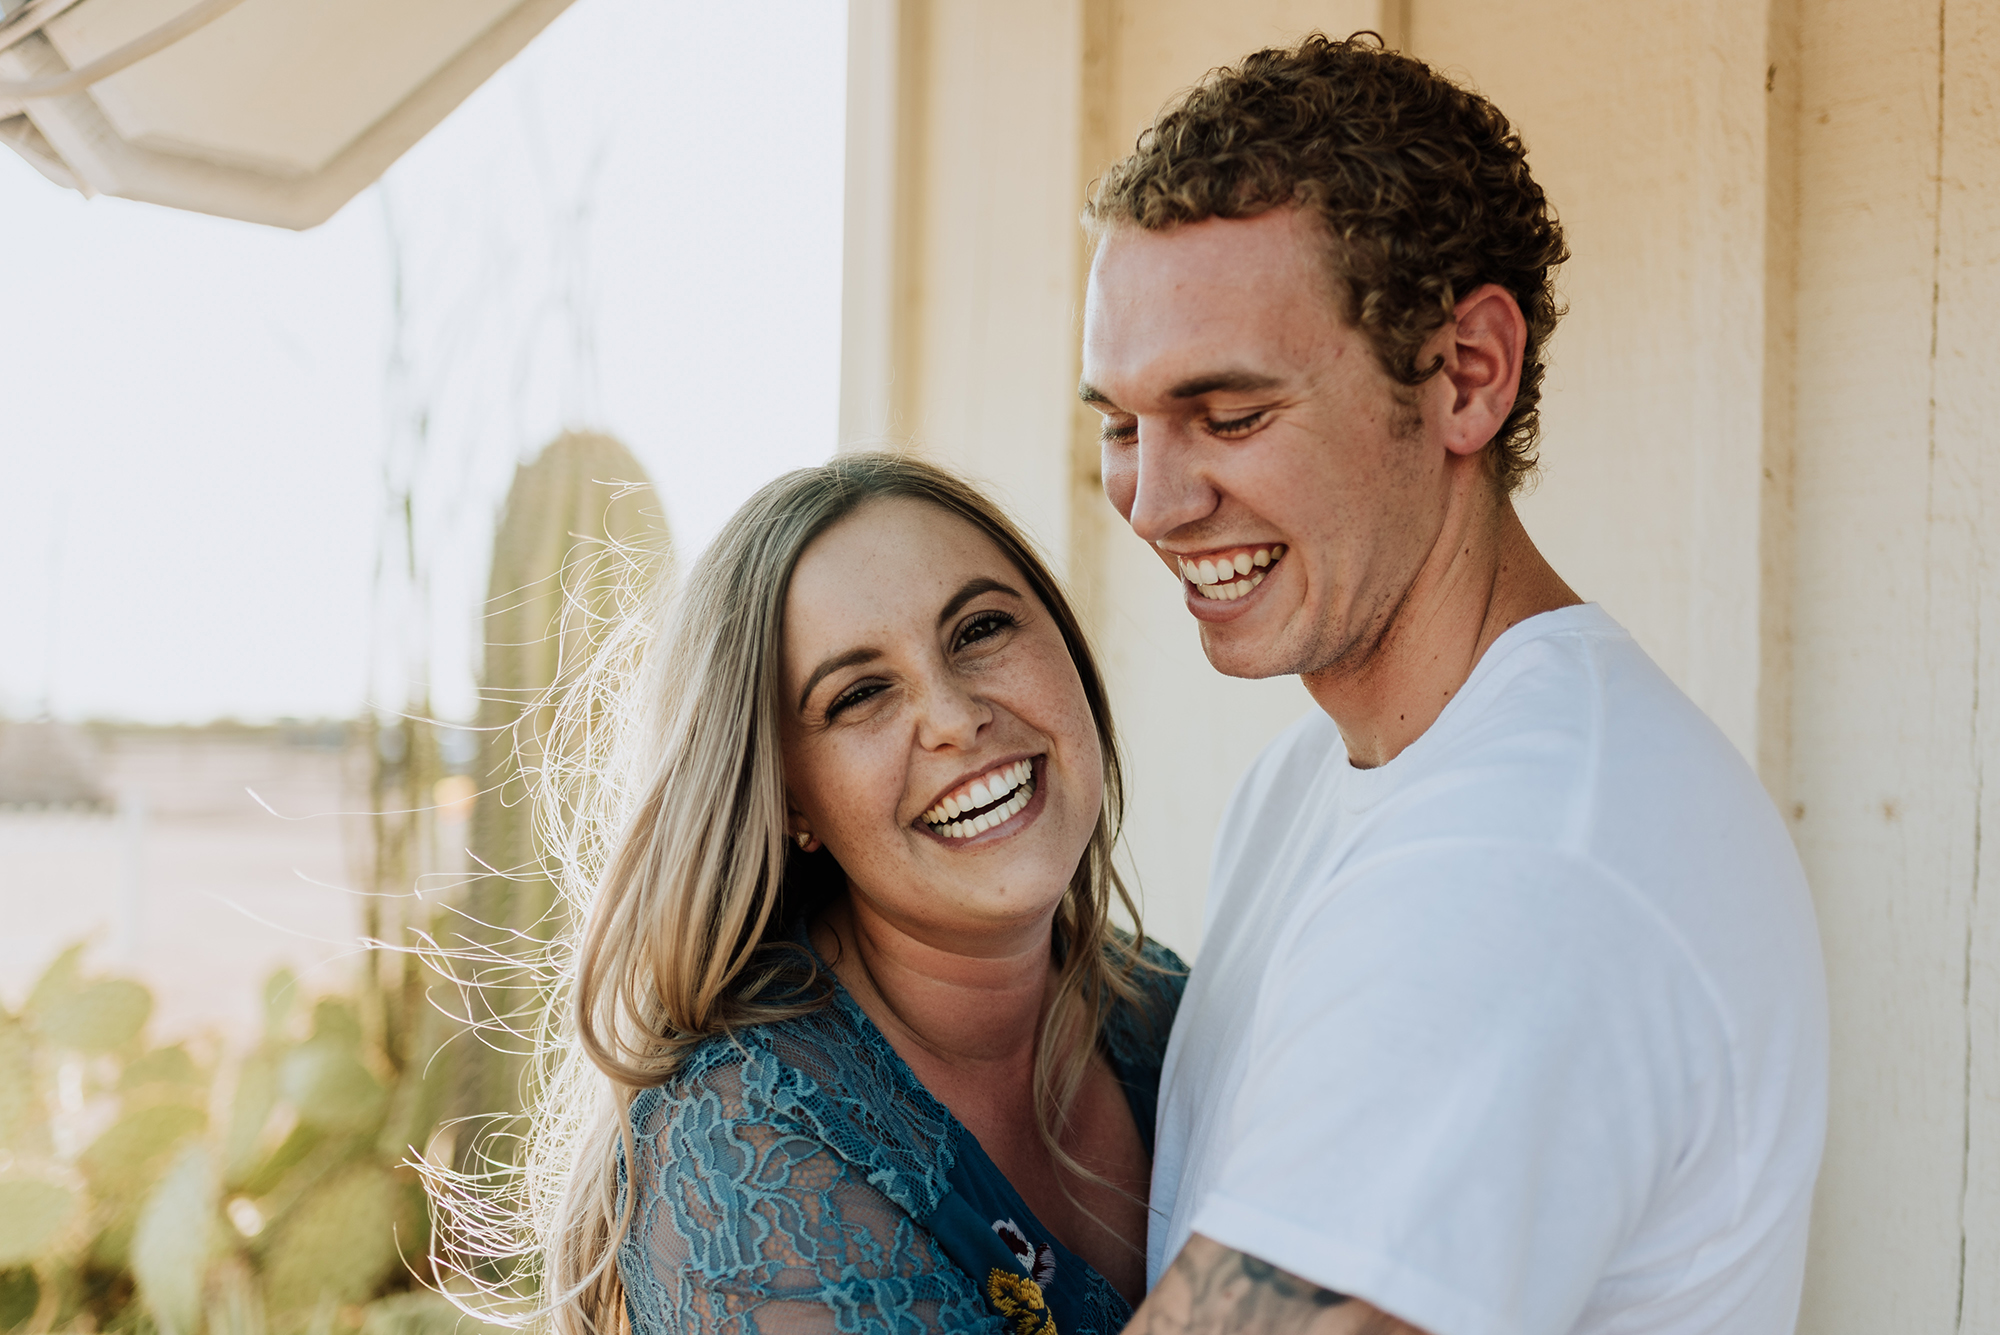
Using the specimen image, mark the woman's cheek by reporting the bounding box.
[841,735,906,845]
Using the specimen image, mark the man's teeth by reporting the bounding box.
[924,759,1035,838]
[1177,545,1284,600]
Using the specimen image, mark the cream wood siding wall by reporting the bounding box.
[835,0,2000,1321]
[869,0,1087,569]
[1791,1,2000,1327]
[1410,2,1784,781]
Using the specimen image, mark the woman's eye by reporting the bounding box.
[826,682,884,718]
[953,609,1016,651]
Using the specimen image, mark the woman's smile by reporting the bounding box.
[780,495,1103,930]
[917,754,1047,842]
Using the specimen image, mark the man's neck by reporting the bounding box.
[1303,478,1579,769]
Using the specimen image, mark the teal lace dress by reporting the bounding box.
[617,936,1186,1335]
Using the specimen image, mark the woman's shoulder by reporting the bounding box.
[1130,933,1189,985]
[619,1005,1000,1335]
[1100,932,1189,1072]
[627,993,957,1218]
[1121,932,1190,1017]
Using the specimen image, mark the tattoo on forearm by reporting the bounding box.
[1237,1255,1348,1308]
[1147,1243,1370,1334]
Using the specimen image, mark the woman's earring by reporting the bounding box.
[795,831,816,852]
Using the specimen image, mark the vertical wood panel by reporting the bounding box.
[1791,1,1968,1328]
[1410,0,1776,773]
[893,0,1084,567]
[837,0,900,449]
[1938,1,2000,1324]
[1762,0,1802,812]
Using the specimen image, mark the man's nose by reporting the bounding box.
[1117,423,1218,545]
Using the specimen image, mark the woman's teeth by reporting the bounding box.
[1177,545,1285,601]
[924,758,1035,839]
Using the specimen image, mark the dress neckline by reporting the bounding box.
[798,921,1142,1324]
[795,918,1156,1136]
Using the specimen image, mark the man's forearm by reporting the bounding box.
[1122,1234,1419,1335]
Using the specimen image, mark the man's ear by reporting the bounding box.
[1425,283,1527,458]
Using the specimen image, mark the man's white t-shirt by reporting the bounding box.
[1148,604,1828,1335]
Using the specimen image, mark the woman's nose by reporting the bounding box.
[915,676,992,751]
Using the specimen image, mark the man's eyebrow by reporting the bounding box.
[797,647,880,713]
[1077,371,1284,407]
[938,577,1022,626]
[1166,370,1283,399]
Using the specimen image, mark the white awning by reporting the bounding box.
[0,0,577,228]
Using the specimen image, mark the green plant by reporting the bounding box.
[0,945,496,1335]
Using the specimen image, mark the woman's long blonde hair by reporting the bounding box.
[441,454,1148,1335]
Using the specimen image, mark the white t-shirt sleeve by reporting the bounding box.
[1185,841,1726,1335]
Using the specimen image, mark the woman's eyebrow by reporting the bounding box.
[795,578,1023,713]
[797,646,880,713]
[937,576,1023,626]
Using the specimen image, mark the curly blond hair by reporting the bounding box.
[1087,32,1569,493]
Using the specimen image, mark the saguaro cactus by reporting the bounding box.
[447,431,667,1158]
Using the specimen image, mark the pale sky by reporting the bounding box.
[0,0,847,724]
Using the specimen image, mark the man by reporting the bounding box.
[1078,35,1828,1335]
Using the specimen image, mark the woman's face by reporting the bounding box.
[779,497,1104,948]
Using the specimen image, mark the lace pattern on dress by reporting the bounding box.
[616,939,1186,1335]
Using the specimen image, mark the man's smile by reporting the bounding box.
[1168,543,1288,601]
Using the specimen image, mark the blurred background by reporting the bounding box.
[1,0,844,1044]
[0,0,842,1329]
[2,1,1996,1333]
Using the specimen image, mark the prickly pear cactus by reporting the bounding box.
[0,944,479,1335]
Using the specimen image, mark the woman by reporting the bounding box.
[537,454,1184,1335]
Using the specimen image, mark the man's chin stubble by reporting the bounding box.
[1200,616,1375,684]
[1200,626,1330,682]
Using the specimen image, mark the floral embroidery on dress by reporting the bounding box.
[992,1217,1058,1286]
[987,1267,1058,1335]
